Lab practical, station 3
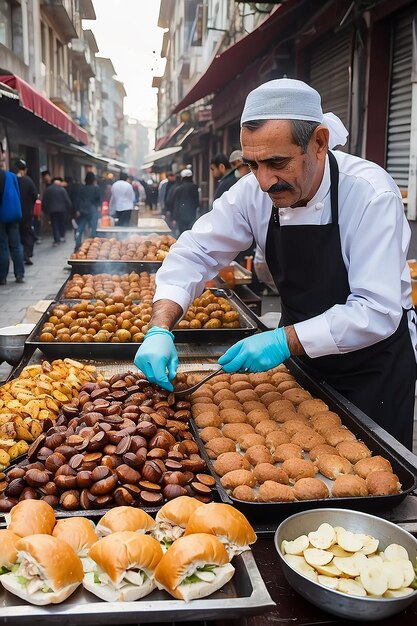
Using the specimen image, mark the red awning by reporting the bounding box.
[0,74,88,144]
[172,1,298,114]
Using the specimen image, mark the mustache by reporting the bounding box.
[267,182,294,193]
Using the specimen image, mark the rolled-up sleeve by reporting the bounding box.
[295,192,408,357]
[154,182,255,311]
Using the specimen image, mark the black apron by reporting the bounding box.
[265,151,416,449]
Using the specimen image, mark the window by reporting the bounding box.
[11,0,23,58]
[0,0,11,48]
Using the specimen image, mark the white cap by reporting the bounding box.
[241,78,348,149]
[180,168,193,178]
[229,150,243,163]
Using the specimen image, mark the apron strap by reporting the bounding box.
[328,151,339,225]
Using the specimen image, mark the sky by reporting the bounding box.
[84,0,166,129]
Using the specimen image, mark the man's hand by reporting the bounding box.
[218,328,291,373]
[134,327,178,391]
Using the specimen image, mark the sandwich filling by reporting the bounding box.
[92,566,150,589]
[152,522,184,549]
[178,560,233,586]
[216,535,250,559]
[9,552,53,595]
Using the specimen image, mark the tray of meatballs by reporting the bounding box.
[186,362,417,521]
[26,288,258,359]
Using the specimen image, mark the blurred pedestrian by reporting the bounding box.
[172,169,199,234]
[74,172,101,250]
[0,158,24,285]
[229,149,250,179]
[109,171,135,227]
[42,177,72,246]
[211,154,237,201]
[34,169,52,242]
[15,160,38,266]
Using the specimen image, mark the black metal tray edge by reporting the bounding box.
[188,359,417,527]
[25,289,259,358]
[67,259,163,273]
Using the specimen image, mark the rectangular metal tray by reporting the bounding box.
[0,550,274,624]
[25,289,259,359]
[67,259,162,274]
[190,358,417,524]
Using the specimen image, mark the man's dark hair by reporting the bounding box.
[210,153,230,169]
[15,160,27,171]
[242,119,320,153]
[41,170,51,177]
[119,171,128,181]
[85,172,96,185]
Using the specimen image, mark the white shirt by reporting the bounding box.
[155,151,417,359]
[109,180,135,213]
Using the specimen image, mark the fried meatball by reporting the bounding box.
[248,372,271,385]
[213,389,236,404]
[365,470,401,496]
[235,390,259,403]
[323,427,357,447]
[253,463,289,485]
[246,409,270,427]
[232,485,258,501]
[336,440,372,464]
[211,373,231,383]
[281,458,317,483]
[280,420,311,437]
[354,455,393,479]
[311,411,342,433]
[220,469,256,490]
[243,400,267,414]
[192,403,219,418]
[332,474,368,498]
[258,481,295,502]
[255,420,280,437]
[219,408,247,424]
[276,410,309,425]
[192,387,214,399]
[213,451,251,477]
[194,412,222,429]
[192,396,216,405]
[238,433,266,451]
[268,400,297,421]
[272,442,304,462]
[261,392,283,407]
[277,381,301,393]
[297,399,329,418]
[309,444,340,462]
[218,399,243,411]
[316,454,353,480]
[254,383,277,397]
[271,372,295,385]
[265,429,291,450]
[244,444,273,466]
[199,426,223,443]
[222,422,255,441]
[205,436,236,459]
[211,381,231,393]
[230,381,253,393]
[291,429,326,451]
[230,373,250,383]
[282,388,312,406]
[293,477,329,500]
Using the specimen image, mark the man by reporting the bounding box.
[210,154,237,200]
[171,169,199,234]
[15,160,38,265]
[42,177,71,246]
[0,155,25,285]
[229,149,251,179]
[134,78,417,449]
[109,171,135,227]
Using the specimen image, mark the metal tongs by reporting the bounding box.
[174,366,224,397]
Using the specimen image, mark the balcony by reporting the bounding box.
[47,73,72,114]
[71,38,96,78]
[41,0,77,42]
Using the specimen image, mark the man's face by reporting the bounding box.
[43,173,51,184]
[210,163,225,180]
[241,120,325,207]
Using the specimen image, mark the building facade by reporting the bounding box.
[154,0,417,217]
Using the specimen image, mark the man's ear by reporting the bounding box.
[313,125,329,161]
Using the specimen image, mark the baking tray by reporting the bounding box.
[25,289,260,359]
[67,259,162,274]
[0,550,274,624]
[189,358,417,525]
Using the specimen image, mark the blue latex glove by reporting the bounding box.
[218,328,290,373]
[134,326,178,391]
